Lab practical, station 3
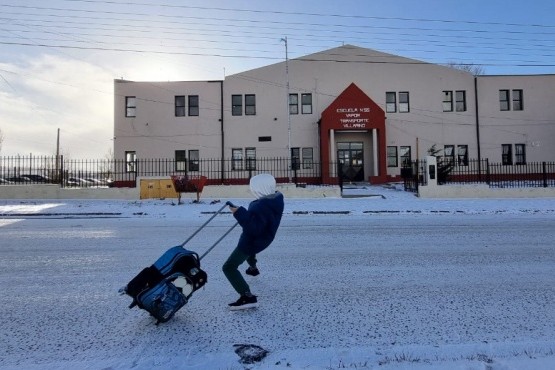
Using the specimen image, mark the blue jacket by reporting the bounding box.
[233,192,284,255]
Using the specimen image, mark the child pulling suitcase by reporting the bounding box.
[120,203,237,324]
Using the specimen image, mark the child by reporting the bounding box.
[222,174,284,310]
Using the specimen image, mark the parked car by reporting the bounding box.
[0,178,14,185]
[6,176,31,183]
[84,178,108,187]
[21,174,51,183]
[66,177,92,187]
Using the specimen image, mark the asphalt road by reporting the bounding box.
[1,213,554,368]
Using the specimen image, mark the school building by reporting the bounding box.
[113,45,555,184]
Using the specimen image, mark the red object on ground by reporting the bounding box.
[171,175,207,203]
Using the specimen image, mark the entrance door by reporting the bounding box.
[337,142,364,181]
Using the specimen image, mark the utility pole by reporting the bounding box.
[281,36,292,182]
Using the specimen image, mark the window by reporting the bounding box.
[175,150,186,172]
[502,144,513,165]
[512,89,523,111]
[175,96,185,117]
[258,136,272,142]
[499,90,510,111]
[515,144,526,165]
[245,148,256,170]
[301,93,312,114]
[289,94,299,115]
[188,95,199,116]
[399,92,410,113]
[291,147,300,170]
[188,150,199,171]
[125,151,137,173]
[500,89,523,111]
[245,94,256,115]
[400,146,411,166]
[387,146,398,167]
[457,145,468,166]
[455,91,466,112]
[302,148,313,169]
[386,92,396,113]
[232,94,256,116]
[442,91,453,112]
[444,145,455,165]
[232,148,243,170]
[125,97,136,117]
[232,95,242,116]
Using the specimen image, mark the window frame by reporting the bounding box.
[386,92,397,113]
[512,89,523,111]
[515,143,526,165]
[502,144,513,165]
[188,95,199,116]
[175,150,187,172]
[302,147,313,169]
[457,145,469,166]
[175,96,186,117]
[301,93,312,114]
[399,92,410,113]
[188,150,199,171]
[455,90,467,112]
[291,147,300,170]
[442,91,453,112]
[125,151,137,173]
[232,95,243,116]
[289,93,299,115]
[387,146,398,167]
[499,90,510,111]
[231,148,243,170]
[125,96,136,117]
[245,147,256,170]
[444,145,455,165]
[400,146,411,166]
[245,94,256,116]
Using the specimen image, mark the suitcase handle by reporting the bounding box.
[179,203,228,247]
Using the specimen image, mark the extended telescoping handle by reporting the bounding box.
[199,221,239,261]
[179,203,228,247]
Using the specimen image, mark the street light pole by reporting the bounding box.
[281,36,292,182]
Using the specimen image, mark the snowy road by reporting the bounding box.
[1,202,555,369]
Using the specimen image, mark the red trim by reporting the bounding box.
[320,83,387,184]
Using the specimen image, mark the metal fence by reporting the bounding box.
[0,155,338,188]
[3,155,553,190]
[403,158,555,191]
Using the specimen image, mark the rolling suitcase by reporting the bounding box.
[120,203,237,324]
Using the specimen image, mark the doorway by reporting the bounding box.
[337,142,364,181]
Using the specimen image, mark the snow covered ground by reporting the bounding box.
[1,185,554,370]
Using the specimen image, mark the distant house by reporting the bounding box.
[114,45,555,184]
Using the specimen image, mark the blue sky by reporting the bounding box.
[1,0,554,157]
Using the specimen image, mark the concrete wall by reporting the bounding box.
[0,185,139,200]
[0,183,340,200]
[418,183,555,198]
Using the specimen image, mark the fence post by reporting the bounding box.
[59,155,65,188]
[486,158,490,185]
[543,162,548,188]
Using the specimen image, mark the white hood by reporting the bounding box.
[249,174,276,199]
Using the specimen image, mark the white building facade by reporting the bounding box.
[114,45,555,185]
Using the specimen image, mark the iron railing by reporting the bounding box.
[403,158,555,192]
[0,155,339,188]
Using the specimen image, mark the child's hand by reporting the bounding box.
[226,201,238,213]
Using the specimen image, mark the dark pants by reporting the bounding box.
[222,247,257,295]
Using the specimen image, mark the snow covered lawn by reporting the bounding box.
[1,187,554,369]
